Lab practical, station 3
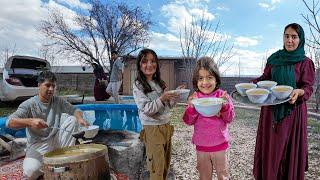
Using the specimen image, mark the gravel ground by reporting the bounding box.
[170,106,320,180]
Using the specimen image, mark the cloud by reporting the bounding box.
[234,36,259,47]
[0,0,47,58]
[148,31,181,54]
[220,49,266,76]
[147,29,232,60]
[161,4,192,33]
[258,0,281,11]
[55,0,91,10]
[46,0,82,30]
[175,0,210,5]
[217,6,230,11]
[220,46,284,76]
[190,8,215,21]
[258,3,270,9]
[0,0,85,67]
[160,0,215,34]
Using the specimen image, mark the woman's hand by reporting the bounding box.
[289,89,304,104]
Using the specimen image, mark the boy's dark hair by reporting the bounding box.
[192,57,221,92]
[37,70,57,84]
[135,48,166,94]
[111,50,118,55]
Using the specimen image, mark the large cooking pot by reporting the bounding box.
[43,144,110,180]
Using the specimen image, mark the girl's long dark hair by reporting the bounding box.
[135,48,166,94]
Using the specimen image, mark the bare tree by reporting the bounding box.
[260,52,269,73]
[38,43,58,66]
[302,0,320,111]
[0,43,16,67]
[90,1,151,58]
[237,58,241,78]
[39,0,151,76]
[306,46,320,111]
[179,14,234,89]
[302,0,320,49]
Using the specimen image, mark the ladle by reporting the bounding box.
[48,127,85,139]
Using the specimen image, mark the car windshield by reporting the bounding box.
[11,58,48,70]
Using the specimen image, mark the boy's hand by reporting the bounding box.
[78,118,89,127]
[29,118,48,129]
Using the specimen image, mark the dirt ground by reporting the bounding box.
[1,102,319,179]
[170,106,320,179]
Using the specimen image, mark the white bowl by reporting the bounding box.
[257,80,277,90]
[235,83,257,96]
[246,88,270,104]
[168,89,190,102]
[271,85,293,100]
[83,125,99,138]
[191,97,225,117]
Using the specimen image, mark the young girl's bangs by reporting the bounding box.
[140,54,157,64]
[139,55,146,65]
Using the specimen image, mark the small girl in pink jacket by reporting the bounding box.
[183,57,235,180]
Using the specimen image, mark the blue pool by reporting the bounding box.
[0,104,142,137]
[119,96,134,100]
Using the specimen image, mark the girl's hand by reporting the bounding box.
[289,89,304,104]
[218,91,229,116]
[176,84,186,90]
[187,92,197,107]
[220,91,229,105]
[160,91,179,103]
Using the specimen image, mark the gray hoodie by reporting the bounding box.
[7,95,79,145]
[133,80,173,126]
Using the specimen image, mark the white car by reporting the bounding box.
[0,55,51,101]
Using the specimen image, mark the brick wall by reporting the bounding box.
[220,76,257,93]
[55,73,95,95]
[55,74,258,95]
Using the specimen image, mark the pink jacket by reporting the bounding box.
[183,89,235,147]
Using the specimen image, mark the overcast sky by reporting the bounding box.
[0,0,314,76]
